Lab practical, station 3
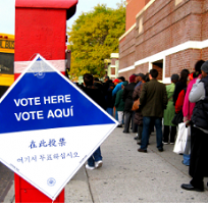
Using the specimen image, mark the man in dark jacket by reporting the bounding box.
[138,69,167,153]
[122,74,136,133]
[81,73,105,170]
[181,60,208,192]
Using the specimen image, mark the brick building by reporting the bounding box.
[119,0,208,83]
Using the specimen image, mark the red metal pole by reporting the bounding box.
[14,0,78,203]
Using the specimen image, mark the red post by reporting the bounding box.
[14,0,78,203]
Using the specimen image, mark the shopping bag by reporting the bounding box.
[173,123,188,154]
[131,99,140,111]
[184,127,191,155]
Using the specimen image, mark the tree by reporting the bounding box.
[68,2,126,79]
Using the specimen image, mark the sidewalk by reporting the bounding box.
[3,128,208,203]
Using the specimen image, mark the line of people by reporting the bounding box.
[78,62,208,192]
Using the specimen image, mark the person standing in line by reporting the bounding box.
[114,81,128,127]
[81,73,105,170]
[105,83,115,117]
[173,69,190,106]
[112,76,126,97]
[132,73,146,141]
[138,69,167,153]
[163,74,179,145]
[134,73,145,89]
[112,78,125,120]
[181,60,208,192]
[181,60,205,166]
[122,74,136,133]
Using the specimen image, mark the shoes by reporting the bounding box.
[117,125,122,128]
[85,164,95,170]
[163,142,168,145]
[181,184,204,192]
[134,136,139,140]
[158,148,164,152]
[95,160,103,169]
[123,130,129,133]
[137,142,150,145]
[138,148,147,153]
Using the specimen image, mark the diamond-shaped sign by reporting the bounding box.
[0,55,118,200]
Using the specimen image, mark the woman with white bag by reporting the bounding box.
[181,61,208,192]
[181,60,205,166]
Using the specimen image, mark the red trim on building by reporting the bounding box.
[16,0,78,9]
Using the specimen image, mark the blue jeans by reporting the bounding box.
[183,154,190,166]
[140,117,163,150]
[88,147,102,167]
[106,108,113,117]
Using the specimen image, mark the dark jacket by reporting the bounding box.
[81,85,106,110]
[115,89,125,111]
[132,83,143,125]
[140,79,167,117]
[192,76,208,130]
[122,83,136,112]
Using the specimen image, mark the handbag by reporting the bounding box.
[172,111,183,125]
[173,123,189,154]
[131,99,140,111]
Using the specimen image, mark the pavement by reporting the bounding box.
[2,127,208,203]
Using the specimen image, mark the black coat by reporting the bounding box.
[190,76,208,178]
[103,80,114,108]
[81,86,106,110]
[122,83,136,112]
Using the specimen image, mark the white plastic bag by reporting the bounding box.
[173,123,188,154]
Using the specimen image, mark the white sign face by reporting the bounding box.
[0,55,118,200]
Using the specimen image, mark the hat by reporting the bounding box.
[171,74,179,81]
[113,79,119,83]
[118,76,125,82]
[129,74,136,83]
[201,61,208,74]
[136,73,145,79]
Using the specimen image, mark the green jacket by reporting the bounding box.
[163,83,176,126]
[114,89,125,111]
[140,79,167,117]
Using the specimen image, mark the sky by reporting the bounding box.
[0,0,122,35]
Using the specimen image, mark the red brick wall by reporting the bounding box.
[119,0,207,80]
[119,29,136,69]
[135,0,203,61]
[165,49,201,77]
[202,0,208,41]
[119,63,149,81]
[119,70,137,82]
[202,48,208,61]
[135,63,149,74]
[126,0,146,31]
